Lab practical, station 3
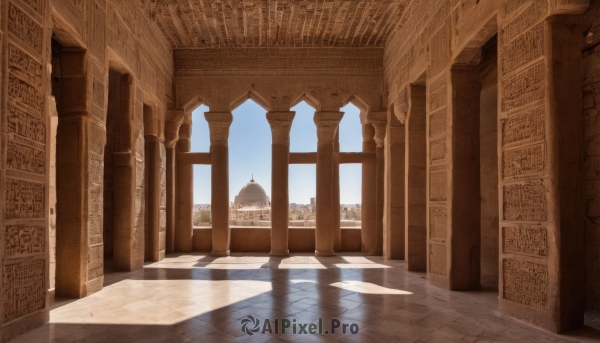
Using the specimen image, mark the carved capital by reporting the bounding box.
[367,111,387,147]
[205,112,233,145]
[314,111,344,144]
[164,110,185,148]
[363,124,375,143]
[267,111,295,145]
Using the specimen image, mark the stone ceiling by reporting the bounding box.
[135,0,410,48]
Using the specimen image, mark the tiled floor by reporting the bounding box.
[10,253,600,342]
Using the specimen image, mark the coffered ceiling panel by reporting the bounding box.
[136,0,411,48]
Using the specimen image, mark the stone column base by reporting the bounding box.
[270,250,290,256]
[315,250,335,257]
[211,249,230,257]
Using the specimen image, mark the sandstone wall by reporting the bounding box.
[583,0,600,311]
[0,0,172,340]
[384,0,587,332]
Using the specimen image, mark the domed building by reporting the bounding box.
[234,176,270,207]
[231,176,271,224]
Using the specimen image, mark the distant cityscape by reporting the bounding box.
[193,202,361,228]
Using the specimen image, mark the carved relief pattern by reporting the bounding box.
[88,245,103,281]
[8,74,44,114]
[91,1,106,64]
[429,26,448,77]
[503,180,547,222]
[502,106,545,148]
[503,0,548,44]
[8,3,44,55]
[429,244,446,276]
[430,138,446,165]
[5,179,45,219]
[4,226,45,257]
[502,61,545,112]
[90,124,105,155]
[502,144,545,180]
[6,140,45,175]
[429,108,446,137]
[20,0,44,15]
[429,169,447,202]
[503,226,547,256]
[7,103,45,142]
[8,44,43,89]
[502,22,544,74]
[429,75,447,112]
[503,259,548,309]
[429,207,447,242]
[3,260,45,322]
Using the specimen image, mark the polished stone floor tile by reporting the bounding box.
[8,253,600,342]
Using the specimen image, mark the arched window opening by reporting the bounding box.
[229,100,272,228]
[190,105,211,230]
[288,101,318,229]
[339,103,363,152]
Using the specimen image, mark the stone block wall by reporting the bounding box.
[384,0,587,333]
[0,0,172,340]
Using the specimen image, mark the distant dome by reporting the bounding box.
[234,176,270,206]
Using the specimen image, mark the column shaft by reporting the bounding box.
[333,132,341,251]
[405,85,427,271]
[383,113,405,260]
[314,112,344,257]
[205,112,233,256]
[361,124,377,254]
[267,112,295,256]
[165,146,176,253]
[145,136,161,261]
[367,111,388,256]
[175,125,193,252]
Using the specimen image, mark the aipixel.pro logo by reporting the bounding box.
[240,316,359,336]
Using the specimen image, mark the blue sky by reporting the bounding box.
[191,101,362,205]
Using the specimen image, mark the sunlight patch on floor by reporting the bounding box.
[329,281,412,295]
[50,280,272,325]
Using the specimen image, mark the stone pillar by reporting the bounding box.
[111,74,144,272]
[497,10,585,332]
[361,124,377,254]
[267,111,295,256]
[314,112,344,257]
[405,85,427,271]
[205,112,233,256]
[368,112,387,256]
[333,131,341,251]
[164,111,185,253]
[175,124,193,252]
[55,49,100,297]
[165,146,176,253]
[144,135,161,261]
[383,111,405,260]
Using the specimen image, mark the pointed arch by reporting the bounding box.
[230,89,270,112]
[291,92,321,111]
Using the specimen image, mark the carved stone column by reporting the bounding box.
[55,49,105,296]
[368,111,387,256]
[333,131,341,251]
[361,124,377,254]
[383,111,405,260]
[314,112,344,257]
[405,85,427,271]
[175,124,193,252]
[267,111,295,256]
[144,134,161,261]
[205,112,233,256]
[497,10,585,332]
[164,111,185,254]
